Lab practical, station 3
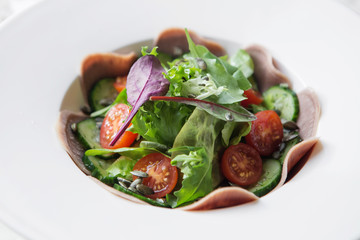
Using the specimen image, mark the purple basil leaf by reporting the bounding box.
[109,55,169,146]
[150,96,256,122]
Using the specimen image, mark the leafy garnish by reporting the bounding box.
[229,49,254,78]
[109,55,169,146]
[166,109,225,207]
[184,29,252,104]
[131,100,194,147]
[149,96,256,122]
[141,46,159,57]
[85,147,166,160]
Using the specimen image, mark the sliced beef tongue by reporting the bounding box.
[244,44,292,93]
[154,27,227,57]
[297,88,321,140]
[80,52,137,108]
[56,110,90,175]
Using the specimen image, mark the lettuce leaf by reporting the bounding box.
[221,121,251,146]
[166,108,225,207]
[85,146,164,160]
[229,49,254,78]
[167,146,211,207]
[184,29,251,104]
[131,100,194,147]
[106,156,137,181]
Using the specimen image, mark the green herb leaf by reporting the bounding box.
[184,29,251,104]
[166,109,225,207]
[131,100,194,147]
[229,49,254,78]
[85,147,165,160]
[141,46,159,56]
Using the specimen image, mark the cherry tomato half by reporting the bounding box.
[245,110,283,156]
[113,76,127,92]
[100,103,137,149]
[240,89,263,108]
[221,143,262,186]
[133,153,178,199]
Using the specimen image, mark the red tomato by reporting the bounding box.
[100,103,137,149]
[113,76,127,92]
[133,153,178,199]
[241,89,263,108]
[221,143,262,186]
[245,110,283,156]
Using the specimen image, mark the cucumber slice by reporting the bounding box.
[83,155,116,185]
[114,184,170,208]
[76,118,116,159]
[76,118,101,149]
[279,136,301,165]
[89,78,118,111]
[247,159,282,197]
[263,85,299,121]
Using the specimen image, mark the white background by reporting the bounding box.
[0,0,360,239]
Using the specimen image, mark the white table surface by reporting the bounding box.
[0,0,359,239]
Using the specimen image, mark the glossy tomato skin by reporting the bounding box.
[133,153,178,199]
[221,143,262,186]
[245,110,283,156]
[100,103,137,149]
[241,89,263,108]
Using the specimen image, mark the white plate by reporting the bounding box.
[0,0,360,239]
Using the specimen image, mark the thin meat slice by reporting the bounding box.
[154,28,226,57]
[80,52,137,108]
[56,110,91,175]
[297,88,321,140]
[274,137,319,191]
[180,187,258,211]
[244,44,292,93]
[272,88,321,190]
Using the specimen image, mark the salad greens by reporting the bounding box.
[109,54,170,146]
[166,109,225,207]
[77,28,300,208]
[163,30,252,105]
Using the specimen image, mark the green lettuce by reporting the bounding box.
[229,49,254,78]
[221,121,251,146]
[166,108,225,207]
[106,156,137,181]
[131,100,194,147]
[85,146,164,160]
[185,29,251,104]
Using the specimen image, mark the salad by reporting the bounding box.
[58,28,320,210]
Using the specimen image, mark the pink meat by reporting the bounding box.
[244,44,292,93]
[154,28,226,57]
[80,52,137,108]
